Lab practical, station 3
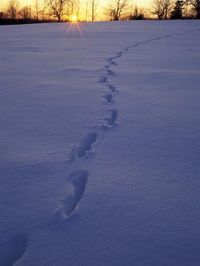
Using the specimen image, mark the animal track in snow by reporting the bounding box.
[106,51,123,67]
[99,35,175,133]
[98,76,108,83]
[115,51,123,58]
[54,170,89,220]
[0,233,28,266]
[101,109,118,129]
[70,132,98,160]
[106,69,116,76]
[106,109,118,126]
[103,93,113,103]
[107,58,118,66]
[107,84,116,92]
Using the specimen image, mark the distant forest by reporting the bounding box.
[0,0,200,25]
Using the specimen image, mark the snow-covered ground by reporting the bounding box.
[0,21,200,266]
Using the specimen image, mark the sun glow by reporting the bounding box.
[66,15,84,37]
[70,15,78,22]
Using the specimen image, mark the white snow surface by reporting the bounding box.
[0,21,200,266]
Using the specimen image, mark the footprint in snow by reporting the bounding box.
[101,109,118,129]
[98,76,108,83]
[115,51,123,57]
[103,93,113,103]
[0,234,28,266]
[54,170,89,220]
[107,84,116,92]
[107,58,118,66]
[69,132,98,160]
[106,69,116,76]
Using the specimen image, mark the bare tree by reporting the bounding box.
[19,5,31,19]
[40,6,48,20]
[45,0,69,21]
[34,0,40,20]
[106,0,130,20]
[84,0,98,21]
[74,0,81,17]
[186,0,200,18]
[7,0,19,19]
[152,0,172,19]
[0,11,6,19]
[66,1,72,17]
[130,5,146,19]
[85,0,88,20]
[65,0,79,19]
[91,0,98,21]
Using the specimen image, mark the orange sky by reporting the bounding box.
[0,0,151,8]
[0,0,152,18]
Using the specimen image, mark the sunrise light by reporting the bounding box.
[70,15,78,23]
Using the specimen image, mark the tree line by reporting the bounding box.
[0,0,199,24]
[152,0,200,19]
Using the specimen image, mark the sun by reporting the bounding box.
[70,15,78,23]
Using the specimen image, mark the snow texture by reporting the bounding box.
[0,21,200,266]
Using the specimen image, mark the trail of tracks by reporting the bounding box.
[56,32,181,221]
[1,28,199,266]
[59,27,200,220]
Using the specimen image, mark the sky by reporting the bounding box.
[0,0,152,20]
[0,0,151,10]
